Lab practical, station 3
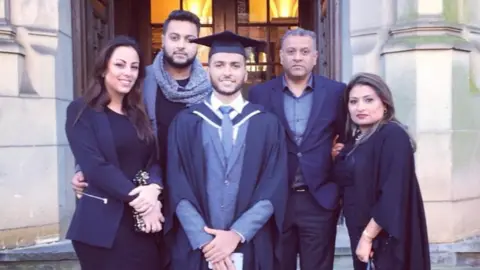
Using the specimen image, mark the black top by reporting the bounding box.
[333,122,430,270]
[164,102,288,269]
[106,108,153,180]
[154,79,189,171]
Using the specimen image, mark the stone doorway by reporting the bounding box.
[71,0,340,96]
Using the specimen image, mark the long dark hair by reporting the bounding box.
[78,35,154,142]
[344,72,416,151]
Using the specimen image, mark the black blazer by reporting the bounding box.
[248,74,346,210]
[64,99,162,248]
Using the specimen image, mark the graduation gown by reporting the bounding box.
[164,102,288,270]
[333,121,431,270]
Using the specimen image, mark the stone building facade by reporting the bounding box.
[0,0,479,267]
[0,0,75,248]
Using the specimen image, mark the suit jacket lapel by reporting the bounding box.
[270,78,295,143]
[302,76,327,143]
[95,110,121,167]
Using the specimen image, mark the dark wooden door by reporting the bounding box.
[71,0,115,97]
[317,0,341,80]
[114,0,152,65]
[71,0,340,97]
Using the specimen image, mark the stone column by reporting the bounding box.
[344,1,480,266]
[381,0,480,247]
[347,0,396,75]
[0,0,24,95]
[0,0,75,248]
[347,0,480,258]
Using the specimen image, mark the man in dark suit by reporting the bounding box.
[248,27,346,270]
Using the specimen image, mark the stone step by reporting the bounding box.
[1,260,480,270]
[1,227,480,270]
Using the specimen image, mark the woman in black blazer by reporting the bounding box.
[65,36,164,269]
[332,73,430,270]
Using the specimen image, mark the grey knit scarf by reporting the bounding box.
[152,51,212,105]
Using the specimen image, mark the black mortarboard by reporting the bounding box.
[190,30,266,58]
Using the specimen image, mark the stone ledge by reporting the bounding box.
[0,227,351,262]
[0,39,25,55]
[0,224,59,250]
[382,35,473,54]
[1,231,479,267]
[0,241,76,262]
[431,236,480,253]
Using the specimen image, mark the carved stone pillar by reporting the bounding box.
[0,0,75,248]
[346,0,480,265]
[0,0,24,96]
[381,0,480,249]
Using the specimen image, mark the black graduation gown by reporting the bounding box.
[333,121,431,270]
[164,102,288,270]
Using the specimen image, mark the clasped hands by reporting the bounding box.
[71,171,165,233]
[202,226,241,270]
[129,184,165,233]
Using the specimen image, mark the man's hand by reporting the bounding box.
[129,184,161,213]
[212,257,236,270]
[202,227,241,264]
[71,171,87,197]
[141,200,164,233]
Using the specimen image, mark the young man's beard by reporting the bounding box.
[211,80,243,96]
[163,51,196,69]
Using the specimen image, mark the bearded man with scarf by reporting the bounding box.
[70,10,211,269]
[145,11,212,172]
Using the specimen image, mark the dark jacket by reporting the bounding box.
[248,74,346,210]
[65,99,162,248]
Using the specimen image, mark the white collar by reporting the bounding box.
[210,92,247,114]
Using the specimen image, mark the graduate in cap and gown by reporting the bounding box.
[164,31,288,270]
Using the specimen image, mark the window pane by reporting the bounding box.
[237,27,268,64]
[244,65,268,97]
[183,0,213,24]
[269,26,291,62]
[237,0,267,23]
[152,25,163,59]
[151,0,180,24]
[197,27,213,63]
[269,0,298,23]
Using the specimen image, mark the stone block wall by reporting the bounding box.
[344,0,480,244]
[0,0,75,249]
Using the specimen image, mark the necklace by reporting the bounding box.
[355,130,365,142]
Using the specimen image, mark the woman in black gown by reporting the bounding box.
[65,36,165,269]
[332,73,431,270]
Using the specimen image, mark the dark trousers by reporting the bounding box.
[281,191,339,270]
[72,208,163,270]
